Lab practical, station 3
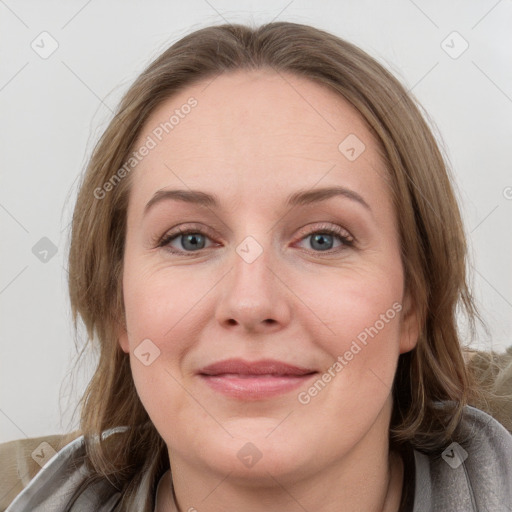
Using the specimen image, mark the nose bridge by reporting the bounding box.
[231,233,276,303]
[215,232,291,331]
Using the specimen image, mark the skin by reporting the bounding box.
[118,69,419,512]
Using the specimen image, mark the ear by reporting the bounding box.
[116,320,130,354]
[399,290,420,354]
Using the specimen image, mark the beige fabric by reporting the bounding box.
[464,346,512,433]
[2,347,511,511]
[0,432,80,512]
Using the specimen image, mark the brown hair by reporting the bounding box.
[68,21,485,509]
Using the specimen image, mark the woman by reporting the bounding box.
[5,21,512,512]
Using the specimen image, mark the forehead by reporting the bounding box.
[129,69,389,213]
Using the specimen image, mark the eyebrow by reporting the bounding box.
[144,186,371,215]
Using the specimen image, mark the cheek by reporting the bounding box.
[122,260,197,347]
[300,266,404,352]
[129,356,199,455]
[294,266,404,412]
[122,271,197,439]
[121,263,215,424]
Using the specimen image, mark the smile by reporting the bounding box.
[198,358,318,400]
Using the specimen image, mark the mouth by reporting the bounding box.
[198,359,318,400]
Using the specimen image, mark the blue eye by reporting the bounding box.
[309,232,336,251]
[158,224,354,255]
[179,233,206,251]
[297,229,353,252]
[161,230,212,252]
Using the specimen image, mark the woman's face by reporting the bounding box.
[119,69,418,482]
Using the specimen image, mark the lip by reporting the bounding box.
[198,358,318,400]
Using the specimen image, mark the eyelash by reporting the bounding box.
[156,223,355,256]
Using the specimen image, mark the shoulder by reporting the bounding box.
[0,432,79,511]
[412,405,512,512]
[464,346,512,432]
[3,431,123,512]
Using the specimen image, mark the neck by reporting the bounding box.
[157,403,404,512]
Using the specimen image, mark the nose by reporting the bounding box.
[215,237,292,334]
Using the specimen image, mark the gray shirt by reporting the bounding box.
[5,406,512,512]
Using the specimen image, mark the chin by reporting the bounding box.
[193,429,312,484]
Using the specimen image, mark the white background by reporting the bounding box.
[1,0,511,444]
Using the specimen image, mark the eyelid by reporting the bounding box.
[156,221,355,254]
[156,222,218,246]
[293,222,354,244]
